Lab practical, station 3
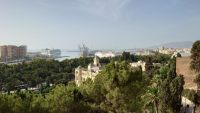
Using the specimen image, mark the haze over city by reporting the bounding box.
[0,0,200,50]
[1,1,200,113]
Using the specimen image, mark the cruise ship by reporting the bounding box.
[41,48,61,58]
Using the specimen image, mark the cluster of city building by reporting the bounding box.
[154,47,191,56]
[79,44,119,58]
[75,46,192,86]
[132,47,191,56]
[134,49,154,56]
[0,45,27,61]
[95,51,116,58]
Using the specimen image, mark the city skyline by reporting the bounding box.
[0,0,200,50]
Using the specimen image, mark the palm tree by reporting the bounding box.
[143,85,160,113]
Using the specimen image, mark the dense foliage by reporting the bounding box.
[190,40,200,112]
[80,61,148,113]
[0,52,185,113]
[191,40,200,73]
[0,61,148,113]
[191,40,200,89]
[0,57,93,92]
[158,58,184,113]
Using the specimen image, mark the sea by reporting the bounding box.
[55,51,80,61]
[28,49,80,62]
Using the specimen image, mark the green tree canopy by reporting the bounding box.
[81,61,147,113]
[191,40,200,73]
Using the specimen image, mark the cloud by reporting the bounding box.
[37,0,131,21]
[75,0,131,20]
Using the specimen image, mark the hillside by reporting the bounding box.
[150,41,193,49]
[176,57,197,89]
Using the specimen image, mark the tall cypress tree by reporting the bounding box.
[190,40,200,112]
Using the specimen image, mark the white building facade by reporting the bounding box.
[130,60,146,71]
[75,56,101,86]
[95,51,115,58]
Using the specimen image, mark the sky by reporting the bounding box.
[0,0,200,50]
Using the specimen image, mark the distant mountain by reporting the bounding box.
[149,41,193,49]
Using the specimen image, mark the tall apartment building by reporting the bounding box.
[7,45,18,59]
[0,45,27,60]
[0,46,8,59]
[18,45,27,58]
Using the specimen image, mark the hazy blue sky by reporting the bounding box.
[0,0,200,50]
